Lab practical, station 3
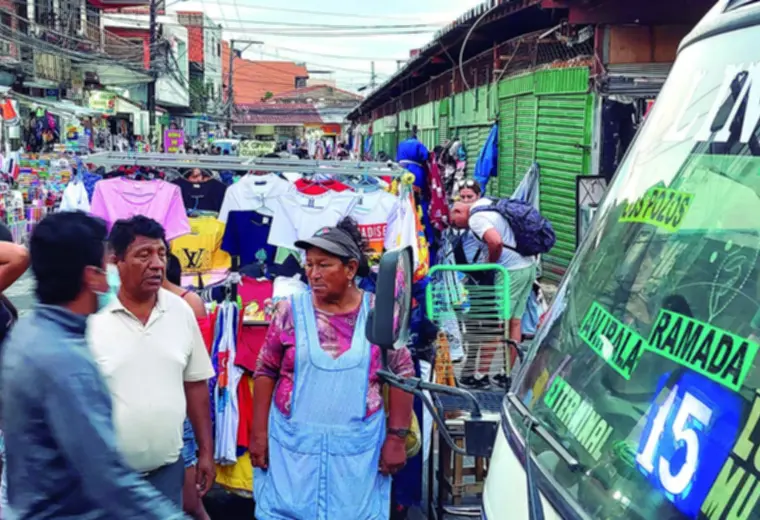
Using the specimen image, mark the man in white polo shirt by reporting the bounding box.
[88,216,215,507]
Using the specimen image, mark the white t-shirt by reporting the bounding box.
[468,198,534,270]
[59,181,91,212]
[217,174,291,222]
[349,190,397,254]
[88,289,215,473]
[267,191,360,253]
[385,193,419,268]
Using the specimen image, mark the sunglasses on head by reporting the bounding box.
[457,179,477,189]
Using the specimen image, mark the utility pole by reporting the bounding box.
[370,61,377,90]
[147,0,158,147]
[226,39,264,135]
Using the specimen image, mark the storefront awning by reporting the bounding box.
[12,93,101,118]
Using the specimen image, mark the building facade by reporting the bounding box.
[349,0,715,282]
[176,11,222,114]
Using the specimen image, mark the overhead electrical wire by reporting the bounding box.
[165,1,444,21]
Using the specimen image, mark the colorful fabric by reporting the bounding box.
[255,293,415,418]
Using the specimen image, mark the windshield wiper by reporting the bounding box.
[506,393,584,520]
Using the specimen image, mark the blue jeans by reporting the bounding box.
[181,418,198,468]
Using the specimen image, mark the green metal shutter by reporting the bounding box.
[498,97,517,197]
[514,95,537,186]
[439,115,449,145]
[536,93,593,282]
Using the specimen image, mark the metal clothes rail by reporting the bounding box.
[83,152,404,177]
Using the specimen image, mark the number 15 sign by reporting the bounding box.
[636,372,743,518]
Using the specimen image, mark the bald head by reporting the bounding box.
[450,201,472,229]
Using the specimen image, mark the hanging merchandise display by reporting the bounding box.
[172,172,227,213]
[70,151,441,502]
[90,177,191,240]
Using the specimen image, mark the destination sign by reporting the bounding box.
[700,391,760,519]
[544,376,614,461]
[648,309,759,391]
[619,186,694,232]
[578,302,647,380]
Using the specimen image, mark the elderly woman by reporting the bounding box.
[251,218,415,520]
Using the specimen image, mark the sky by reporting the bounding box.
[166,0,484,91]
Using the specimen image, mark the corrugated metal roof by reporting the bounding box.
[233,103,323,125]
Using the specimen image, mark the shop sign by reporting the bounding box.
[321,124,341,135]
[33,52,72,84]
[164,129,185,153]
[89,91,116,115]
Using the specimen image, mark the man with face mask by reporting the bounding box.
[88,215,215,508]
[0,211,187,519]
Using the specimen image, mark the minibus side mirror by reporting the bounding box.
[365,246,413,352]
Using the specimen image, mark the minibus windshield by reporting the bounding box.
[509,21,760,520]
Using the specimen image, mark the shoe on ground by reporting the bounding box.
[459,374,490,389]
[492,373,510,389]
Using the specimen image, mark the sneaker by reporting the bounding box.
[460,374,490,389]
[492,373,511,389]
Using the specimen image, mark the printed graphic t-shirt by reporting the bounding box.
[171,216,231,273]
[234,276,274,373]
[349,190,397,255]
[90,178,190,240]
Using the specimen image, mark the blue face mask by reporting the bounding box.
[97,264,121,311]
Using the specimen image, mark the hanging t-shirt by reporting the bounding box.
[222,210,277,271]
[294,178,351,195]
[267,191,359,253]
[234,276,274,374]
[385,191,419,267]
[59,181,91,212]
[90,178,190,240]
[170,216,231,273]
[173,177,227,213]
[349,190,397,255]
[218,174,291,223]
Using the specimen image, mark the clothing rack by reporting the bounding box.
[83,152,404,177]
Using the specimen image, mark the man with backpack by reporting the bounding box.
[450,198,555,387]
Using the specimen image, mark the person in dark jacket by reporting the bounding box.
[0,211,187,520]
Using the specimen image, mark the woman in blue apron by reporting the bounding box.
[252,218,415,520]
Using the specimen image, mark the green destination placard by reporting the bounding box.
[619,186,694,232]
[543,375,614,461]
[701,390,760,518]
[578,302,648,380]
[648,309,759,391]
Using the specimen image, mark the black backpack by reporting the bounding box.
[471,198,556,256]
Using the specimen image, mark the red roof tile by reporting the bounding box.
[270,84,363,101]
[223,42,309,105]
[233,103,323,125]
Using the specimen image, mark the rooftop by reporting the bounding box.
[233,102,323,125]
[223,42,309,105]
